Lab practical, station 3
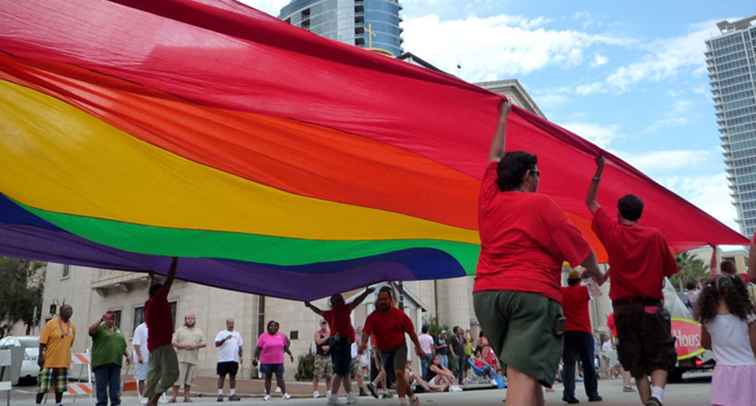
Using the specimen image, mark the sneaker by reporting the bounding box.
[314,391,321,399]
[346,393,358,404]
[588,395,603,402]
[327,394,342,405]
[562,396,579,404]
[141,399,149,405]
[490,379,498,386]
[228,394,241,402]
[623,385,636,393]
[366,383,378,399]
[283,393,291,400]
[645,397,663,406]
[216,395,224,402]
[263,394,271,401]
[359,388,368,397]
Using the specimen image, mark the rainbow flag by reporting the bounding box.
[0,1,747,300]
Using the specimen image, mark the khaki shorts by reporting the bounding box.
[313,354,333,378]
[474,291,563,387]
[177,362,195,388]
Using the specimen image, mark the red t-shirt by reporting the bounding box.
[607,314,617,338]
[592,208,678,301]
[363,307,414,352]
[323,303,356,343]
[560,285,592,333]
[145,287,173,352]
[473,162,593,303]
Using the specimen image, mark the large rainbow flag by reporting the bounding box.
[0,1,747,300]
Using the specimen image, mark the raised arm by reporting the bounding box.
[164,257,178,291]
[586,156,605,214]
[750,236,756,283]
[348,287,375,311]
[304,301,324,316]
[488,99,512,162]
[89,317,103,337]
[580,252,605,286]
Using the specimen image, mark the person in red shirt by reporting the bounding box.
[587,156,678,406]
[473,99,603,406]
[144,257,179,406]
[359,286,424,406]
[305,287,373,405]
[560,270,602,404]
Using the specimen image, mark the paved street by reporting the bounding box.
[6,376,713,406]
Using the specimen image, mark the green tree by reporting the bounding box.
[0,257,44,337]
[671,252,709,291]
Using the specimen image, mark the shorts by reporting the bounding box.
[216,361,239,377]
[474,290,563,387]
[613,302,677,379]
[134,362,150,381]
[381,344,408,386]
[260,363,284,380]
[313,354,333,378]
[177,362,195,387]
[330,339,352,377]
[38,368,68,394]
[350,358,366,377]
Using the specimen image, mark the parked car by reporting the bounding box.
[0,336,40,385]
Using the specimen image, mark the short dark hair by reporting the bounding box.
[567,277,580,286]
[720,260,736,275]
[422,325,429,334]
[378,286,394,298]
[497,151,538,191]
[149,283,163,297]
[618,194,644,221]
[685,280,697,290]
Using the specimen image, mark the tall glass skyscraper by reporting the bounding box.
[280,0,403,56]
[706,16,756,236]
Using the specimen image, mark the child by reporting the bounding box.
[697,274,756,406]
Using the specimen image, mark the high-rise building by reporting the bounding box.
[706,16,756,236]
[279,0,403,56]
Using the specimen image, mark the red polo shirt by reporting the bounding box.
[592,207,678,301]
[363,307,414,352]
[474,162,593,303]
[145,286,173,352]
[323,303,356,343]
[560,285,592,333]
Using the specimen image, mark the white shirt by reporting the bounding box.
[706,314,756,366]
[132,323,150,364]
[215,330,243,363]
[419,333,434,355]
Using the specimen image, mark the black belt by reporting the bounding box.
[613,297,662,307]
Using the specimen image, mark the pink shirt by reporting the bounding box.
[257,332,287,365]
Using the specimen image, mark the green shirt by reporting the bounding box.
[91,325,127,368]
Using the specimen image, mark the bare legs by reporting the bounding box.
[505,366,545,406]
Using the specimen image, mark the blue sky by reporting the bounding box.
[251,1,755,232]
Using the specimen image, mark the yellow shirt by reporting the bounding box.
[40,317,76,369]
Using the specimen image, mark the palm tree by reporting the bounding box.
[671,252,709,291]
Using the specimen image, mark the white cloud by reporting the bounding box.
[561,122,620,148]
[591,53,608,67]
[657,173,738,230]
[644,100,693,132]
[570,21,720,95]
[625,149,710,172]
[402,14,633,82]
[242,0,289,16]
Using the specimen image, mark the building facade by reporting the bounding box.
[706,16,756,236]
[279,0,403,56]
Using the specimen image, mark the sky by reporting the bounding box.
[249,0,755,234]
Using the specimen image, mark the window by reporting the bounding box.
[133,306,144,333]
[112,310,122,329]
[61,265,71,279]
[290,330,299,340]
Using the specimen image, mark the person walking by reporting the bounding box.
[417,326,434,380]
[474,99,603,406]
[451,327,467,385]
[359,286,425,406]
[310,320,332,399]
[254,320,293,401]
[560,270,602,403]
[215,319,243,402]
[306,288,373,405]
[587,156,678,406]
[36,304,76,406]
[144,258,180,406]
[172,313,206,403]
[132,322,150,402]
[350,328,369,397]
[696,274,756,406]
[89,311,130,406]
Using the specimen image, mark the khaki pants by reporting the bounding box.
[144,344,179,399]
